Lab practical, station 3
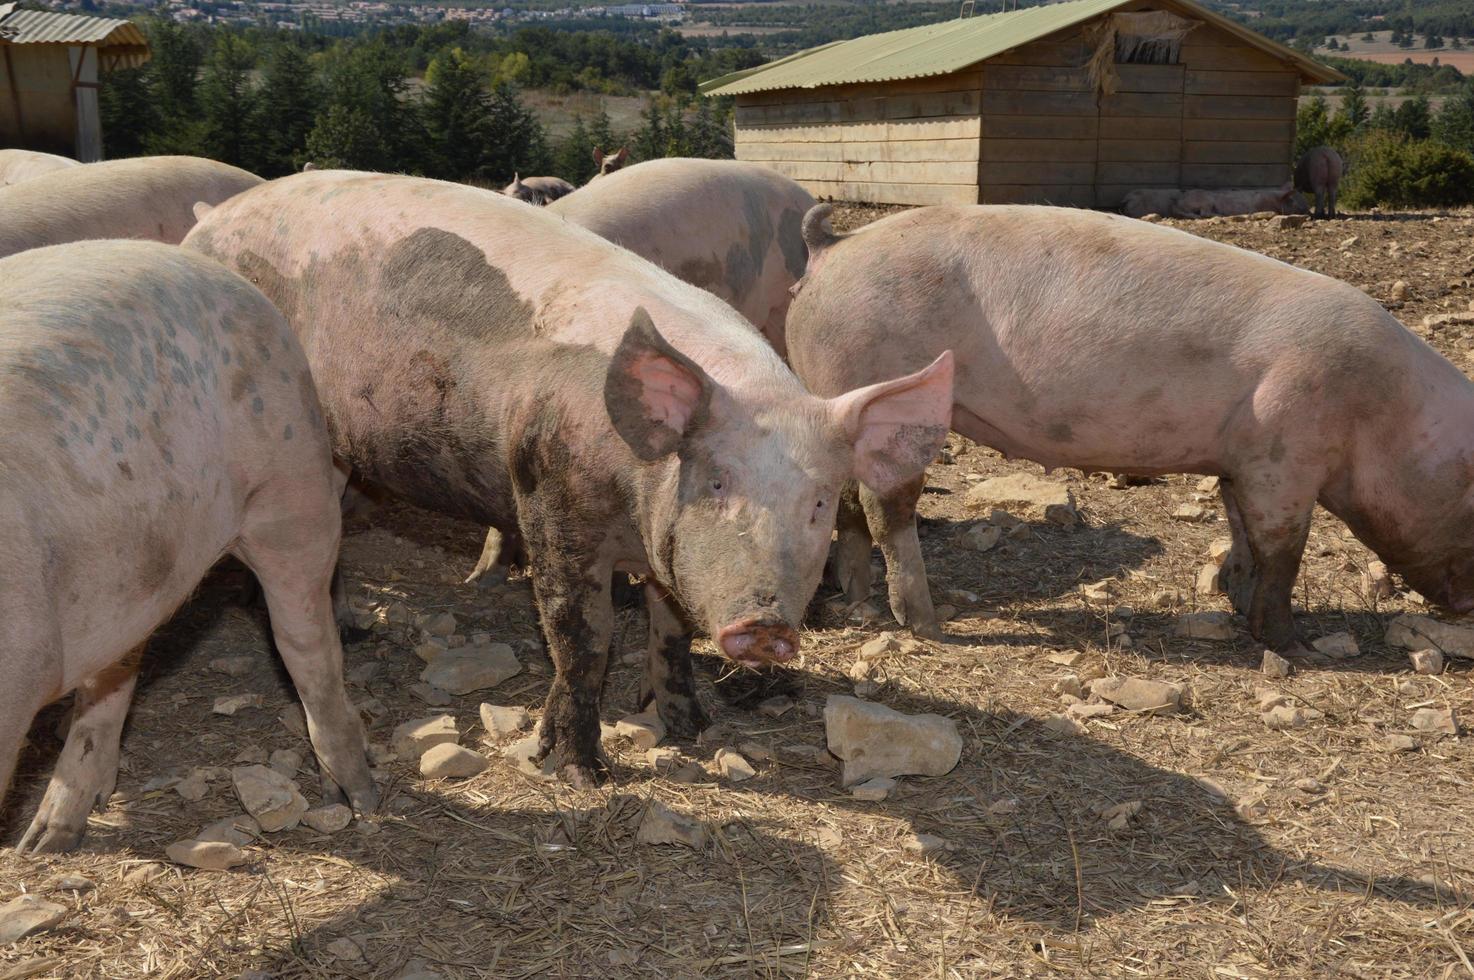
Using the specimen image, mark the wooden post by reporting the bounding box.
[2,46,24,142]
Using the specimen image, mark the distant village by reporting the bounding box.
[58,0,689,31]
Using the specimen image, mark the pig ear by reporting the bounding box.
[192,201,214,221]
[593,147,604,166]
[830,352,954,495]
[612,147,628,165]
[605,307,714,461]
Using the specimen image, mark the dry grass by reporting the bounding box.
[5,207,1474,978]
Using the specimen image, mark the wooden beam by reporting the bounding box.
[1184,69,1300,97]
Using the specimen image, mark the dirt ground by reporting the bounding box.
[5,206,1474,979]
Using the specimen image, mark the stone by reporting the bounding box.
[824,695,963,787]
[758,695,794,718]
[409,682,453,706]
[1272,213,1308,229]
[231,765,308,832]
[1382,733,1418,753]
[1066,702,1116,720]
[1261,649,1293,678]
[1410,649,1444,675]
[175,768,210,801]
[420,643,521,695]
[614,710,666,750]
[1363,561,1395,600]
[1293,777,1325,795]
[961,523,1001,552]
[46,875,93,894]
[480,703,531,737]
[738,741,773,762]
[637,800,706,848]
[851,776,896,801]
[1311,631,1360,659]
[646,746,682,771]
[413,639,448,663]
[1411,707,1459,735]
[419,611,457,637]
[420,744,489,779]
[1042,713,1086,736]
[1195,563,1222,596]
[1424,312,1474,330]
[1385,614,1474,659]
[165,839,248,871]
[269,748,304,777]
[326,937,366,961]
[503,734,556,779]
[848,659,874,683]
[279,703,308,738]
[963,473,1078,526]
[1091,677,1183,715]
[1174,612,1235,641]
[1207,537,1233,562]
[1052,675,1084,699]
[1339,235,1358,249]
[1262,705,1323,730]
[395,959,446,980]
[1150,589,1183,610]
[212,693,263,716]
[1079,579,1116,602]
[392,715,459,759]
[903,832,950,855]
[669,762,708,784]
[209,655,254,678]
[302,804,353,834]
[0,895,67,943]
[715,747,756,782]
[1390,280,1410,301]
[1172,503,1213,523]
[1197,477,1221,494]
[197,814,260,846]
[1046,651,1085,667]
[345,661,380,687]
[859,632,903,661]
[1101,800,1142,830]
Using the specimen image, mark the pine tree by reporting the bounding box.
[312,41,420,172]
[199,34,260,170]
[1338,81,1369,129]
[304,105,380,169]
[1433,81,1474,154]
[482,82,550,181]
[145,21,206,154]
[554,115,595,183]
[687,97,732,159]
[423,48,494,180]
[257,43,321,176]
[1393,95,1432,139]
[99,66,156,158]
[632,97,665,161]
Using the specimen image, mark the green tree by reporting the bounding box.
[482,82,550,181]
[554,114,596,183]
[422,48,493,180]
[632,97,665,161]
[687,97,732,159]
[145,21,206,154]
[311,41,420,172]
[304,105,381,169]
[257,43,321,176]
[199,34,260,169]
[1338,81,1369,129]
[99,66,156,158]
[1433,81,1474,154]
[1393,95,1432,139]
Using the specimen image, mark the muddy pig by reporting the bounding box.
[0,149,79,187]
[788,203,1474,654]
[504,173,576,206]
[0,155,262,259]
[591,146,628,178]
[1172,183,1308,218]
[0,240,376,852]
[1295,145,1344,219]
[183,171,953,786]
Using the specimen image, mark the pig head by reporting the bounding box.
[605,310,956,667]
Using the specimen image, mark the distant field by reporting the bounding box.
[522,89,647,139]
[1322,29,1474,72]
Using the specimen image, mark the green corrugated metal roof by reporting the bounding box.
[700,0,1342,96]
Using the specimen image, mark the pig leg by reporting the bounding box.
[529,554,614,788]
[639,583,708,738]
[235,495,377,815]
[18,646,142,854]
[832,482,875,609]
[1224,473,1315,653]
[860,478,941,639]
[466,527,510,588]
[1219,481,1257,615]
[1328,187,1338,219]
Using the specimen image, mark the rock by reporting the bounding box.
[413,639,448,663]
[1311,631,1359,659]
[1101,800,1142,830]
[1390,280,1410,301]
[419,611,457,637]
[503,734,555,779]
[1172,503,1213,523]
[1091,677,1183,715]
[1195,563,1222,596]
[209,655,255,678]
[409,682,453,706]
[1411,707,1459,735]
[738,741,773,762]
[279,703,308,738]
[646,746,682,771]
[1293,777,1325,795]
[392,714,459,759]
[1424,312,1474,330]
[212,693,263,716]
[1174,611,1235,641]
[165,839,248,871]
[420,743,489,779]
[1079,579,1116,602]
[848,659,874,683]
[1339,235,1358,249]
[197,814,260,846]
[1140,212,1162,223]
[1042,713,1086,736]
[419,643,521,695]
[231,765,308,832]
[345,661,380,687]
[1272,213,1308,229]
[1150,589,1183,610]
[1066,702,1116,720]
[480,703,531,737]
[851,776,895,801]
[1362,561,1395,600]
[824,695,963,787]
[302,804,353,834]
[1261,649,1293,678]
[1046,651,1085,667]
[758,695,795,718]
[326,936,366,961]
[46,875,94,894]
[1262,705,1323,730]
[1052,675,1084,699]
[961,523,1002,552]
[175,768,210,801]
[715,747,756,782]
[903,832,950,855]
[394,959,446,980]
[0,895,67,943]
[614,710,666,750]
[1197,476,1221,494]
[1382,733,1418,753]
[963,473,1077,526]
[1410,649,1444,675]
[1385,614,1474,659]
[1207,537,1233,562]
[669,762,708,784]
[269,748,304,777]
[637,800,706,848]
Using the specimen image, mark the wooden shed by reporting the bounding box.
[0,3,149,162]
[700,0,1342,208]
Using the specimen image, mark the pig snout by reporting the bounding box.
[718,617,799,667]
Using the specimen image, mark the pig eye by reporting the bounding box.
[710,478,724,493]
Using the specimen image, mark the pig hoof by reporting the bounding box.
[559,764,604,790]
[658,696,711,739]
[16,817,84,855]
[337,623,372,645]
[907,620,945,642]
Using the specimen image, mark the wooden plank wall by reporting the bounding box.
[733,72,982,206]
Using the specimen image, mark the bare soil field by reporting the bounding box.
[1325,30,1474,73]
[4,206,1474,978]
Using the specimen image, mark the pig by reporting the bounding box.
[504,173,576,206]
[1295,145,1344,219]
[0,239,376,852]
[182,171,953,786]
[1172,183,1308,219]
[787,203,1474,655]
[549,158,816,354]
[0,155,261,259]
[592,145,628,178]
[0,149,79,187]
[1121,188,1181,219]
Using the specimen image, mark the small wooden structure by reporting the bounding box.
[701,0,1341,208]
[0,3,149,161]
